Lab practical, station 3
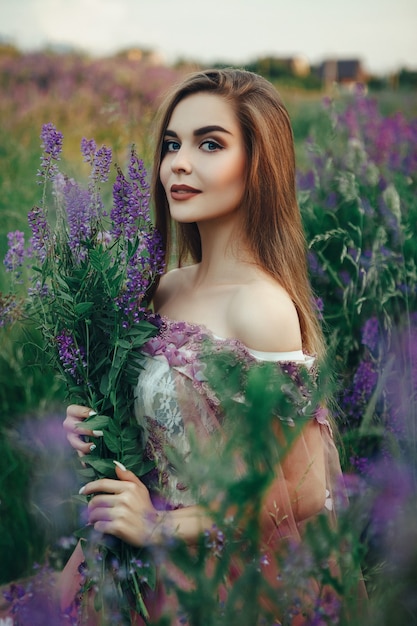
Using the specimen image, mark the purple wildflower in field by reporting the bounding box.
[307,251,326,279]
[37,122,63,182]
[368,460,414,538]
[361,317,379,353]
[3,562,71,625]
[91,145,112,183]
[144,228,165,271]
[111,167,139,240]
[4,230,25,277]
[349,455,371,475]
[128,148,149,190]
[27,280,49,299]
[314,297,324,320]
[28,205,50,262]
[0,294,21,327]
[342,358,378,421]
[111,151,152,240]
[296,169,315,192]
[81,137,97,164]
[385,313,417,433]
[63,177,92,258]
[56,329,87,381]
[306,590,341,626]
[116,230,164,326]
[353,359,378,401]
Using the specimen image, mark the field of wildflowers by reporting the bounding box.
[0,49,416,624]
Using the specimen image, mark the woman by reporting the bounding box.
[62,69,348,624]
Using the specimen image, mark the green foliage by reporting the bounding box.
[150,356,364,625]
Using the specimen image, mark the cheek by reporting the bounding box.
[216,157,246,196]
[159,158,170,190]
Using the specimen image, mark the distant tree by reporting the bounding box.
[398,68,417,88]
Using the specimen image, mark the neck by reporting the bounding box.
[192,213,255,286]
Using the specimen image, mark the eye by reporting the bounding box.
[163,139,181,153]
[200,139,223,152]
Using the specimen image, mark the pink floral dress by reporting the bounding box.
[131,316,344,623]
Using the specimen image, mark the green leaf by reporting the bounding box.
[77,467,96,481]
[116,339,131,349]
[74,301,94,316]
[57,291,74,303]
[81,414,111,430]
[103,429,121,453]
[85,457,116,475]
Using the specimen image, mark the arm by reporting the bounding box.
[262,418,326,534]
[80,424,325,549]
[65,389,326,548]
[80,461,214,547]
[64,406,214,546]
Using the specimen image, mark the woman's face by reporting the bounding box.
[159,93,246,225]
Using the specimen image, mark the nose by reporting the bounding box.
[170,146,192,174]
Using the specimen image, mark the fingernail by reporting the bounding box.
[88,410,97,417]
[89,444,96,452]
[113,460,127,472]
[92,430,104,437]
[78,485,86,495]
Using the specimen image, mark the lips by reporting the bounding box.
[170,184,202,201]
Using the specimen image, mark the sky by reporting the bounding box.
[1,0,416,75]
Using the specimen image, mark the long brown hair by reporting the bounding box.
[151,68,324,358]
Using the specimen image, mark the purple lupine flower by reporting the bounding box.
[314,297,324,320]
[128,148,149,188]
[0,294,22,327]
[296,169,315,192]
[63,177,92,259]
[56,329,87,382]
[37,122,63,183]
[4,230,26,277]
[81,137,97,164]
[27,279,49,298]
[361,317,379,353]
[28,205,50,262]
[111,165,150,240]
[110,149,152,239]
[353,359,378,402]
[307,590,341,625]
[115,228,165,326]
[144,228,165,274]
[341,358,378,421]
[111,166,136,240]
[349,455,371,475]
[91,145,112,183]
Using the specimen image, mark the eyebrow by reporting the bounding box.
[164,125,232,138]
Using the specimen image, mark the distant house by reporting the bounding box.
[317,59,368,89]
[118,47,165,66]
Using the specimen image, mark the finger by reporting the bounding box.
[114,460,143,487]
[66,432,95,455]
[88,494,115,509]
[63,415,94,436]
[88,505,115,525]
[67,404,96,419]
[79,478,126,496]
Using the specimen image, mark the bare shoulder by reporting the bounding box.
[152,266,194,311]
[230,277,302,353]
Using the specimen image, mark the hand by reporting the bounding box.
[63,404,102,457]
[80,461,160,547]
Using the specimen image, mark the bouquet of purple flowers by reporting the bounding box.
[1,123,165,623]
